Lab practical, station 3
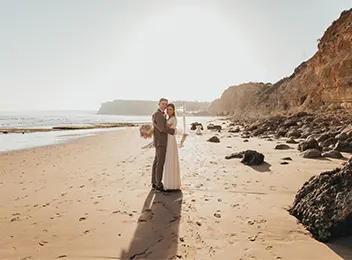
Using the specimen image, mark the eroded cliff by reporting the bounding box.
[210,9,352,116]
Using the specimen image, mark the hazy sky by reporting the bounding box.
[0,0,351,111]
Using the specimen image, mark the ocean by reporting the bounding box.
[0,111,215,152]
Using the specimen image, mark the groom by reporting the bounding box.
[152,98,175,191]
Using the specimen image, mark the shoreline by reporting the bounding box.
[0,116,217,153]
[0,126,133,153]
[1,125,351,259]
[0,122,140,134]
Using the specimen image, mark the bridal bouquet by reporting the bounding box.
[139,124,154,138]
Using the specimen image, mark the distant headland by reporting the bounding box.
[97,99,211,116]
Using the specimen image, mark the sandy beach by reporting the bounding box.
[1,126,352,260]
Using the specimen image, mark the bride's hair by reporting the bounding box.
[167,103,176,118]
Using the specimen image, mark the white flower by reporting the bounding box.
[139,124,154,139]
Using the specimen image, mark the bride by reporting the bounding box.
[158,103,181,191]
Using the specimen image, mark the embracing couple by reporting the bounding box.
[151,98,181,192]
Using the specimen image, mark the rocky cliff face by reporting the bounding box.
[208,82,272,116]
[97,100,210,115]
[210,9,352,116]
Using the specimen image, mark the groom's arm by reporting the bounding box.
[154,113,175,135]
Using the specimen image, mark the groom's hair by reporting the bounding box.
[159,98,168,104]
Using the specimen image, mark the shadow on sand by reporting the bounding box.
[249,162,272,173]
[120,190,183,259]
[326,236,352,260]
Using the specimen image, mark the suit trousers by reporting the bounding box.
[152,146,167,188]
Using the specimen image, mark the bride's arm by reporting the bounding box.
[152,114,175,135]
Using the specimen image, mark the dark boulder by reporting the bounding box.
[286,138,299,144]
[334,141,352,153]
[289,158,352,242]
[322,150,344,159]
[317,133,332,143]
[286,129,302,139]
[302,149,322,158]
[298,138,322,152]
[335,132,348,141]
[241,150,264,166]
[283,118,298,127]
[207,136,220,143]
[228,127,240,133]
[207,124,222,131]
[252,127,266,136]
[321,137,337,148]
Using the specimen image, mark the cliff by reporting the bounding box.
[209,9,352,116]
[209,82,272,116]
[97,100,211,115]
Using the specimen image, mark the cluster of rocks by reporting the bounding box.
[289,158,352,242]
[229,111,352,159]
[190,122,204,131]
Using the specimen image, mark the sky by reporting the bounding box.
[0,0,351,111]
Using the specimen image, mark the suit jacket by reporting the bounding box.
[153,109,175,147]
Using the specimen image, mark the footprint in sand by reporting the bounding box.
[225,233,237,244]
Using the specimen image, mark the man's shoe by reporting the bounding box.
[152,184,157,190]
[155,185,164,192]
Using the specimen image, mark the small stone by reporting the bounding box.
[248,236,256,242]
[39,241,48,246]
[225,152,244,159]
[275,144,290,150]
[214,212,221,218]
[207,136,220,143]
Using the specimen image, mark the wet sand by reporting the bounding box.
[0,122,137,134]
[0,127,351,259]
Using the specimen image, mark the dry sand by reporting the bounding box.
[1,126,352,260]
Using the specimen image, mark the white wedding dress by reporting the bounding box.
[163,116,181,190]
